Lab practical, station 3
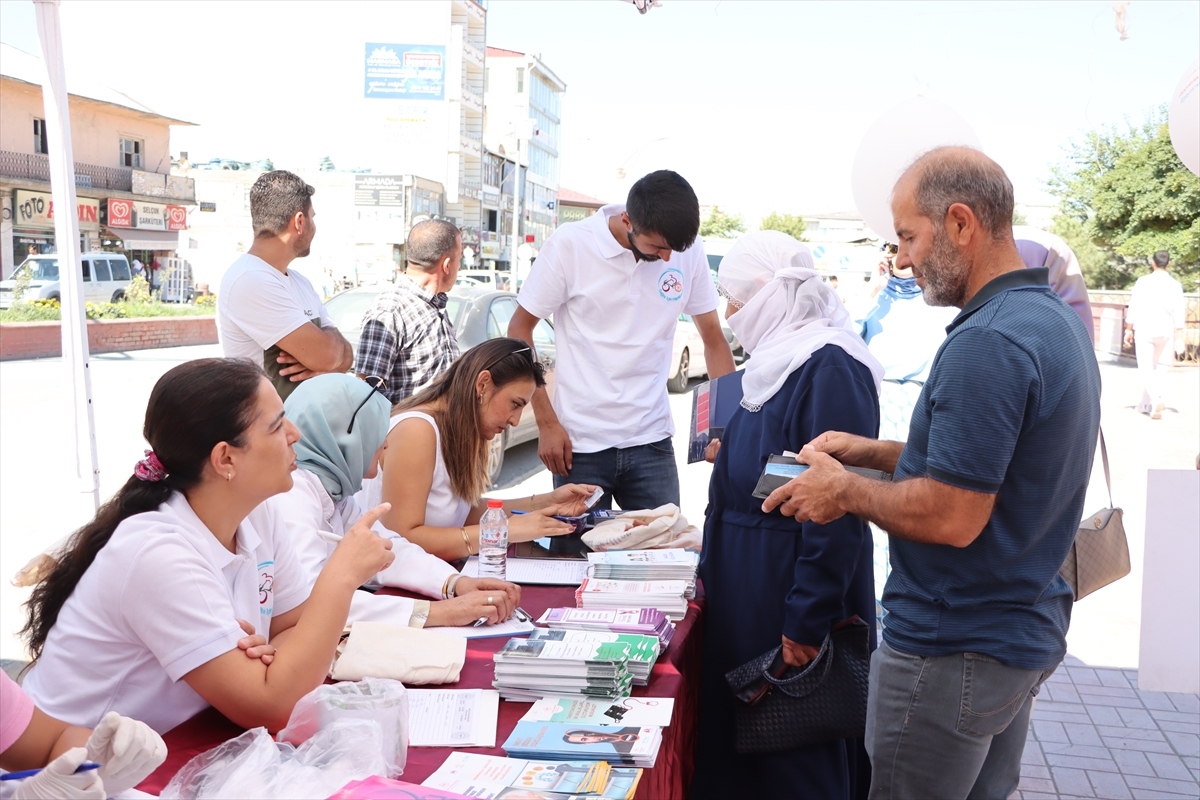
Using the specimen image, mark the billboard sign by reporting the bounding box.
[15,190,99,231]
[364,43,445,100]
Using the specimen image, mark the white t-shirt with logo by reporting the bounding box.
[23,492,308,734]
[218,254,334,363]
[517,204,718,452]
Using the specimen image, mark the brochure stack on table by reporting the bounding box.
[575,579,691,621]
[492,636,635,702]
[586,549,699,591]
[537,607,675,653]
[525,629,660,685]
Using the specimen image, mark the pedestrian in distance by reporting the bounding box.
[355,219,463,405]
[762,146,1101,799]
[217,170,353,400]
[1124,250,1186,419]
[507,170,736,511]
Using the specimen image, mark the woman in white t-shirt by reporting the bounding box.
[256,373,521,626]
[21,358,394,735]
[367,338,597,561]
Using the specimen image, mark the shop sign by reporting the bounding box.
[15,190,100,231]
[107,199,133,228]
[107,199,187,231]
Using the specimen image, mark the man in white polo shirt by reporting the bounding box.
[509,170,735,510]
[218,170,353,399]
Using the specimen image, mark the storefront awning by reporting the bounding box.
[111,229,180,250]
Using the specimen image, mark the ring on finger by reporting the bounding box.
[487,596,494,605]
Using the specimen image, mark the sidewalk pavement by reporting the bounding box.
[0,347,1196,799]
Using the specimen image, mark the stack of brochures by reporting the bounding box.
[492,636,634,702]
[422,752,643,800]
[575,578,691,621]
[523,628,659,685]
[587,549,699,597]
[503,721,663,768]
[538,607,675,653]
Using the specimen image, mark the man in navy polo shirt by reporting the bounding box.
[763,147,1100,798]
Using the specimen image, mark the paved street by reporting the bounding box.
[1,346,1196,797]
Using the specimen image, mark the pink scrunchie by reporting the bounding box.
[134,450,167,482]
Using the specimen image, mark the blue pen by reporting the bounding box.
[0,762,102,781]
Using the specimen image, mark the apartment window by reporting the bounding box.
[34,119,47,154]
[516,68,524,93]
[119,138,143,168]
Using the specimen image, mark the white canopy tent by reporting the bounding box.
[33,0,100,511]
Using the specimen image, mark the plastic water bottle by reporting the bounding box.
[478,499,508,580]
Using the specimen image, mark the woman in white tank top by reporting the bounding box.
[367,339,598,562]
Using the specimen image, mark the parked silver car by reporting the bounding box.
[323,283,556,485]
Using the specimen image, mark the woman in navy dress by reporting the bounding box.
[691,232,883,800]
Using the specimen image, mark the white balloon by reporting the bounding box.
[851,97,983,243]
[1168,59,1200,177]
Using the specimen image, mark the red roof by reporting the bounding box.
[486,47,525,58]
[557,188,607,208]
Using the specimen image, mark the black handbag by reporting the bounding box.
[724,617,871,754]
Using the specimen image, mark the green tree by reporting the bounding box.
[1049,107,1200,289]
[759,212,807,241]
[699,206,746,238]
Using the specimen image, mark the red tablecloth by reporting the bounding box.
[139,583,705,799]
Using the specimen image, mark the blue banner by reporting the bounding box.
[364,43,445,100]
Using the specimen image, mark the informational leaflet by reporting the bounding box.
[407,689,499,748]
[521,697,675,728]
[462,556,591,585]
[422,753,642,800]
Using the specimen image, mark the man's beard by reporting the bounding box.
[628,232,660,262]
[918,227,971,307]
[294,232,314,259]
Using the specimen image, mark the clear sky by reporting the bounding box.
[2,0,1197,223]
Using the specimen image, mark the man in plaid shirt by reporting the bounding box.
[354,219,463,404]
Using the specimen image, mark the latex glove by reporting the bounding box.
[84,712,167,796]
[12,747,104,800]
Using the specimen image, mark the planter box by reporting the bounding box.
[0,316,218,361]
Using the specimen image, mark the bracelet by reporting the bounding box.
[460,527,473,557]
[441,575,453,600]
[447,573,464,599]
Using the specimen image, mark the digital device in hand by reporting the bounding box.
[687,371,745,463]
[752,454,893,500]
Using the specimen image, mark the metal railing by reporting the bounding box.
[0,150,132,192]
[1088,290,1199,365]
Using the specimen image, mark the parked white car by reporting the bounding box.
[0,253,133,309]
[668,313,710,393]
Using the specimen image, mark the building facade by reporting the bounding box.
[0,43,195,281]
[483,47,566,263]
[359,1,486,254]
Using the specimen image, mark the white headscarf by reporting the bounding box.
[718,231,883,412]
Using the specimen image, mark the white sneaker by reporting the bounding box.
[1151,402,1165,420]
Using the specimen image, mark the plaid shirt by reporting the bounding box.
[354,274,460,404]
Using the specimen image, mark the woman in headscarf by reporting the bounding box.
[250,373,522,628]
[691,232,882,799]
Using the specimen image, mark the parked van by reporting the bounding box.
[0,253,133,309]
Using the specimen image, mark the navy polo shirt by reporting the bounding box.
[883,268,1101,670]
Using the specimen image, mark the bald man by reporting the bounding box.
[355,219,463,404]
[764,147,1101,799]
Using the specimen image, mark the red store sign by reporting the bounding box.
[107,198,133,228]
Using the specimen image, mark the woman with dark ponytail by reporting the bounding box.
[21,358,394,735]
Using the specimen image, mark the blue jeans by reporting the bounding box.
[554,436,680,511]
[866,640,1056,799]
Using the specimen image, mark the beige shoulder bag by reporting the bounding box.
[1060,430,1130,601]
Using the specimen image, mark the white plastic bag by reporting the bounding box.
[276,677,409,778]
[160,719,386,799]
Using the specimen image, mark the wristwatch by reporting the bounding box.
[447,573,464,599]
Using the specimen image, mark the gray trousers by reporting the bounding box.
[866,640,1057,800]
